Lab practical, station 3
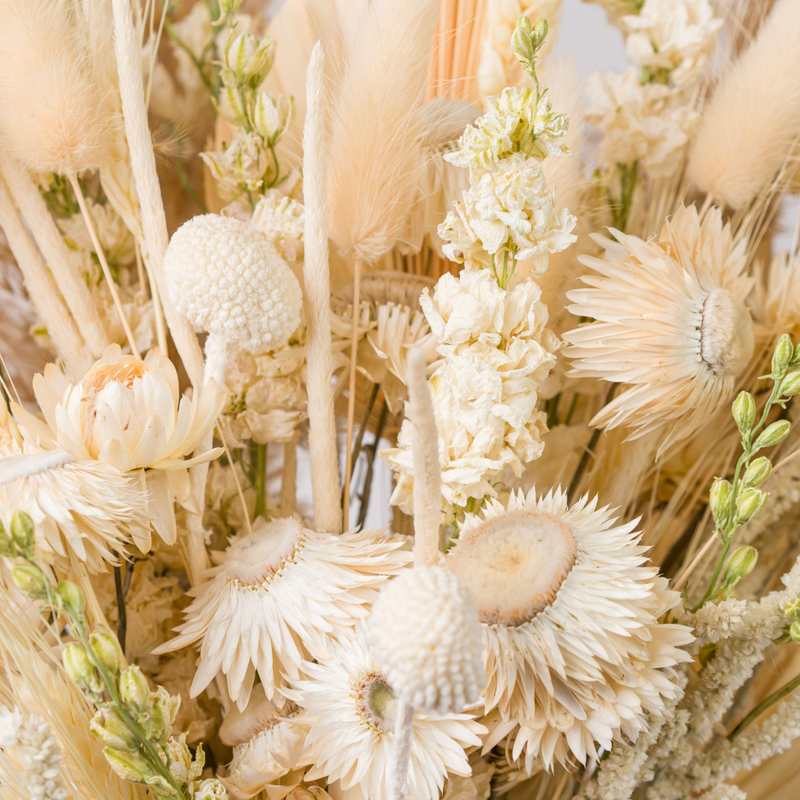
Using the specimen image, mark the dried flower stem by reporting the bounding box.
[280,439,297,516]
[343,258,364,527]
[135,238,168,353]
[68,174,141,360]
[302,41,341,533]
[388,697,415,800]
[728,670,800,740]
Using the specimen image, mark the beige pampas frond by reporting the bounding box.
[687,0,800,210]
[327,0,440,265]
[0,0,112,175]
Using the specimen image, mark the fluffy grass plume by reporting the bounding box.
[327,0,439,265]
[687,0,800,209]
[0,0,112,175]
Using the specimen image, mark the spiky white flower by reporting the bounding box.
[622,0,723,86]
[563,205,754,456]
[13,345,223,545]
[154,516,411,710]
[163,214,302,353]
[287,623,485,800]
[250,190,305,261]
[446,488,693,770]
[586,68,697,178]
[0,441,150,570]
[220,693,305,798]
[368,566,484,714]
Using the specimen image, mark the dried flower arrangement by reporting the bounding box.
[2,0,800,799]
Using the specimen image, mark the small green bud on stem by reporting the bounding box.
[0,520,12,556]
[753,420,791,450]
[742,457,772,488]
[11,564,48,600]
[90,708,138,752]
[89,629,123,676]
[722,546,758,596]
[732,391,756,434]
[120,666,150,714]
[56,580,86,621]
[710,478,733,527]
[735,488,767,525]
[773,334,794,376]
[10,511,35,555]
[780,371,800,397]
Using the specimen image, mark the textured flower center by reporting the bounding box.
[700,288,755,377]
[448,510,577,626]
[224,518,301,586]
[355,674,397,734]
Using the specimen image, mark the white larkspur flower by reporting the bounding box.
[446,488,693,770]
[287,623,485,800]
[220,693,305,798]
[250,189,305,262]
[586,68,697,178]
[368,566,484,714]
[0,441,150,570]
[154,516,411,710]
[13,345,224,545]
[563,205,755,455]
[439,153,576,274]
[622,0,723,86]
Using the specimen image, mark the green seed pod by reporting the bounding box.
[10,564,48,600]
[731,391,756,434]
[89,629,122,676]
[56,580,86,621]
[10,510,35,554]
[742,457,772,488]
[735,488,767,525]
[709,478,733,527]
[773,334,794,376]
[780,371,800,397]
[753,420,791,450]
[724,546,758,584]
[119,666,150,714]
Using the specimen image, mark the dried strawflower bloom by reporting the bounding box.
[250,189,305,261]
[447,488,693,770]
[13,345,223,545]
[163,214,302,354]
[155,516,410,710]
[288,623,485,800]
[564,205,754,455]
[368,566,484,714]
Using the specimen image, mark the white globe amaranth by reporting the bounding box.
[367,565,485,715]
[163,213,302,352]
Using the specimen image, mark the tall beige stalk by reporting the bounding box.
[0,174,91,379]
[0,156,109,358]
[407,346,442,566]
[303,41,343,533]
[110,0,204,387]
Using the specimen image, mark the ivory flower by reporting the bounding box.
[564,205,755,455]
[250,189,305,261]
[586,68,697,178]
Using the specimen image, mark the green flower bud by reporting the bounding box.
[735,488,767,525]
[10,510,35,554]
[725,546,758,583]
[511,20,535,63]
[103,748,166,789]
[793,343,800,366]
[742,457,772,488]
[780,371,800,397]
[56,580,86,621]
[90,708,138,752]
[11,564,48,600]
[215,0,244,20]
[790,620,800,643]
[222,33,274,88]
[251,92,291,144]
[773,334,794,376]
[753,420,791,450]
[63,643,100,692]
[89,629,122,676]
[119,666,150,714]
[709,478,733,526]
[732,391,756,433]
[531,16,549,51]
[0,520,12,557]
[786,597,800,619]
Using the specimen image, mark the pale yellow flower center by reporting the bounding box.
[449,510,577,626]
[224,518,301,586]
[700,288,755,378]
[354,673,397,734]
[80,360,151,439]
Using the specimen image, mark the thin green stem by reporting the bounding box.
[728,671,800,740]
[253,443,267,520]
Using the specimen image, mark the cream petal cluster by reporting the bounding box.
[384,270,558,514]
[287,623,485,800]
[563,205,755,455]
[13,345,223,545]
[250,189,305,262]
[446,488,694,770]
[154,516,411,710]
[586,68,697,178]
[622,0,723,86]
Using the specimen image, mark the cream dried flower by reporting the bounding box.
[447,488,693,770]
[13,345,223,545]
[287,622,485,800]
[563,205,755,455]
[586,68,697,178]
[164,214,302,355]
[622,0,723,85]
[368,566,484,714]
[155,516,411,710]
[201,130,269,197]
[250,189,305,261]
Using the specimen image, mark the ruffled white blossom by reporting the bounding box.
[250,189,305,261]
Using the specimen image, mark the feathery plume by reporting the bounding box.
[687,0,800,209]
[302,41,341,534]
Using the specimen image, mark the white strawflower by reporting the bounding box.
[163,214,302,353]
[622,0,723,85]
[250,189,305,261]
[13,345,223,545]
[446,488,693,770]
[368,566,484,715]
[287,623,485,800]
[154,516,411,710]
[586,68,697,178]
[563,205,754,456]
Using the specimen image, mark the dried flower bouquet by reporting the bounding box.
[2,1,800,799]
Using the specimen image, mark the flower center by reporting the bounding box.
[224,517,301,586]
[447,510,577,626]
[355,674,397,734]
[700,288,755,377]
[219,695,298,747]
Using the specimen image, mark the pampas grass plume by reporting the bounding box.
[687,0,800,209]
[0,0,112,175]
[328,0,439,265]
